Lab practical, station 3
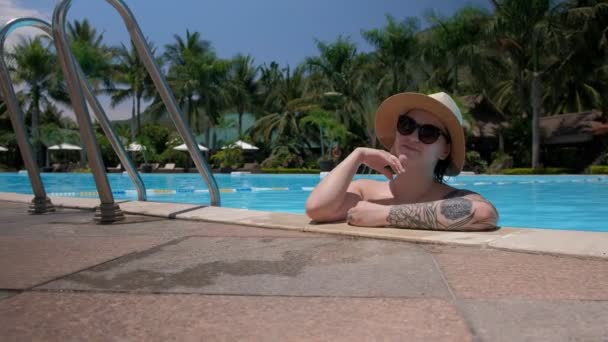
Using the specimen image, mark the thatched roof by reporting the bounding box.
[460,94,507,138]
[540,110,608,145]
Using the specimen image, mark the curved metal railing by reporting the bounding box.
[0,19,55,213]
[0,17,147,219]
[52,0,220,219]
[1,0,221,222]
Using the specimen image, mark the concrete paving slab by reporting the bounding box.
[433,246,608,300]
[41,237,452,298]
[0,290,19,300]
[179,206,311,231]
[458,299,608,342]
[0,202,322,240]
[0,192,34,203]
[489,229,608,259]
[0,236,171,289]
[306,223,519,247]
[119,200,201,217]
[0,292,471,342]
[49,196,100,210]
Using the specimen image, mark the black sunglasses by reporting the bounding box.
[396,115,451,144]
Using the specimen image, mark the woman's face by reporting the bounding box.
[392,109,451,172]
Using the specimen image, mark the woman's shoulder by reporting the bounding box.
[438,183,484,200]
[352,178,388,188]
[350,178,389,196]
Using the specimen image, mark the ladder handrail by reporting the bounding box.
[53,0,220,206]
[0,18,55,213]
[0,17,146,205]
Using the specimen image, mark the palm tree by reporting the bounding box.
[487,0,562,168]
[252,64,315,151]
[421,6,491,94]
[361,15,419,95]
[305,36,367,128]
[110,40,158,141]
[68,19,114,88]
[160,30,230,147]
[8,37,68,166]
[543,0,608,114]
[227,54,258,136]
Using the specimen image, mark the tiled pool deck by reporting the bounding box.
[1,193,607,341]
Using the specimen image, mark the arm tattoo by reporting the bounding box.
[445,189,499,219]
[440,197,473,220]
[387,198,476,231]
[386,188,498,231]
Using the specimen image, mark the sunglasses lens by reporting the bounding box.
[396,115,446,144]
[418,126,441,144]
[397,116,416,135]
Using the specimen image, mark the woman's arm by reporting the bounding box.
[346,190,499,231]
[305,147,405,222]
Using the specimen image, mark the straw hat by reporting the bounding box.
[374,92,465,176]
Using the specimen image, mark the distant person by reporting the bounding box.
[305,92,498,231]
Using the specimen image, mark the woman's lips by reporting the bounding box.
[400,144,420,153]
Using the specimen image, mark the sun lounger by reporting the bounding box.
[156,163,184,173]
[236,162,261,173]
[107,163,122,173]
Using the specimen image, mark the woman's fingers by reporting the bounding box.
[381,167,394,180]
[398,155,408,172]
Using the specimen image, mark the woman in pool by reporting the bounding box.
[305,92,498,231]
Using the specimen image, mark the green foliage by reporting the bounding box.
[71,167,92,173]
[501,168,572,175]
[210,147,243,168]
[590,165,608,174]
[260,143,305,168]
[488,152,514,173]
[157,148,189,167]
[138,124,169,155]
[5,5,605,172]
[261,168,321,174]
[95,133,120,167]
[464,151,488,174]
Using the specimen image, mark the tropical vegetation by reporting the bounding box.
[1,1,608,174]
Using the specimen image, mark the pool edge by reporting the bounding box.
[1,192,606,260]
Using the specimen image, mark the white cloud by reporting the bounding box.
[0,0,50,48]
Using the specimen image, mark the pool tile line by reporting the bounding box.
[33,175,608,198]
[1,192,607,260]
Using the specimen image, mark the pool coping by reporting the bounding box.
[1,191,606,260]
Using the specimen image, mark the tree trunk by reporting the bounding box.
[319,126,325,157]
[238,110,243,137]
[531,72,541,169]
[205,126,211,148]
[31,88,41,167]
[130,95,136,143]
[136,92,142,135]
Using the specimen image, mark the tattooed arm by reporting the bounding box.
[346,190,499,231]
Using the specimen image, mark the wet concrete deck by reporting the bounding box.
[1,201,607,341]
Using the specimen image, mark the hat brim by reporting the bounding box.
[374,92,465,176]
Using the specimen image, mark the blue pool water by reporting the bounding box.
[0,172,607,232]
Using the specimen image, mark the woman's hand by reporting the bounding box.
[354,147,407,179]
[346,201,390,227]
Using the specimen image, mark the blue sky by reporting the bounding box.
[3,0,492,119]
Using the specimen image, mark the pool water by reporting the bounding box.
[0,172,607,232]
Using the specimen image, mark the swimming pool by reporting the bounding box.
[0,172,606,232]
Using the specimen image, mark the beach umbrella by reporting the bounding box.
[126,142,146,151]
[0,146,8,152]
[47,143,82,150]
[173,143,209,151]
[221,140,259,150]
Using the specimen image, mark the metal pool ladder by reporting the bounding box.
[0,0,221,222]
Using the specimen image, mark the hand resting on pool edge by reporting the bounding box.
[305,91,499,231]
